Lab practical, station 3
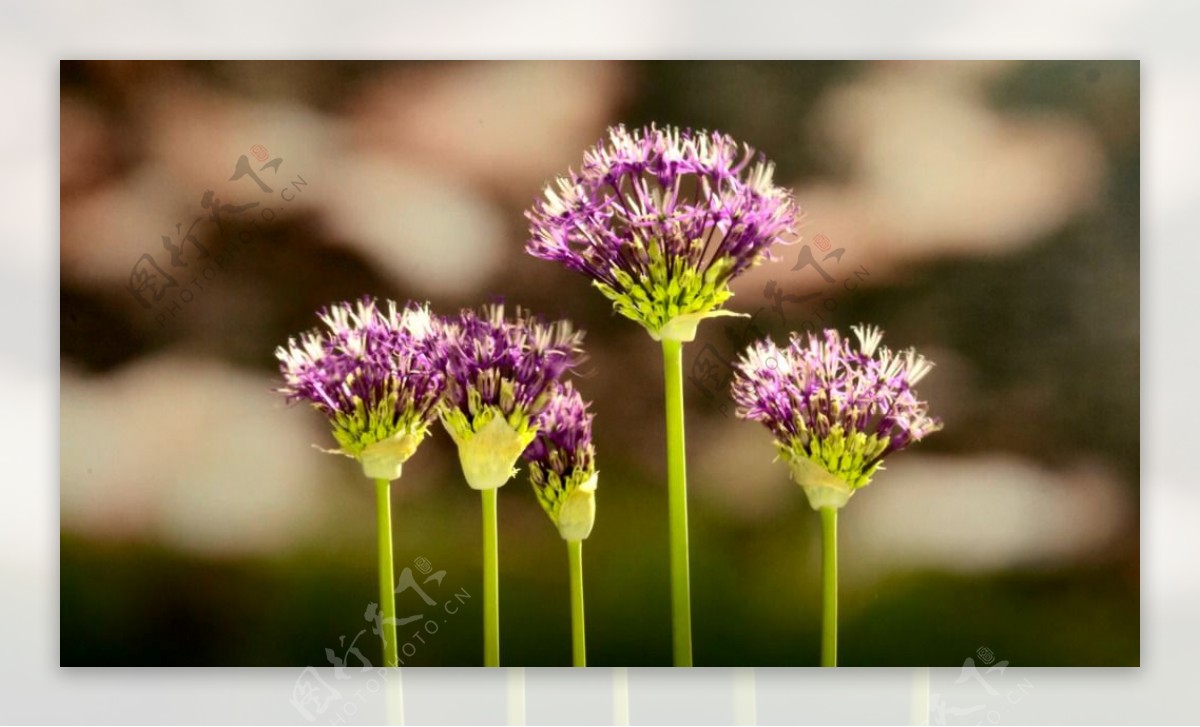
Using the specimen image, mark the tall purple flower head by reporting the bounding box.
[438,304,586,490]
[731,325,942,509]
[523,382,598,541]
[276,297,446,480]
[526,123,800,342]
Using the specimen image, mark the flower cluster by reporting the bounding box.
[526,124,800,342]
[731,325,942,509]
[438,304,586,490]
[276,297,446,480]
[523,382,598,541]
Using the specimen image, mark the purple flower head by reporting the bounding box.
[523,381,596,481]
[731,325,942,509]
[438,304,586,490]
[526,123,800,342]
[523,382,598,541]
[276,297,447,480]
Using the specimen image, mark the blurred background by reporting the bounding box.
[59,60,1138,667]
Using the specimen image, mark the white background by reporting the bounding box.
[5,0,1193,723]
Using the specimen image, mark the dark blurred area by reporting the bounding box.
[59,60,1139,666]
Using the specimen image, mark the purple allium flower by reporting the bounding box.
[276,297,446,480]
[526,123,800,342]
[523,382,598,541]
[731,325,942,509]
[438,304,585,490]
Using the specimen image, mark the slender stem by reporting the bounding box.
[375,478,399,668]
[482,487,500,667]
[820,506,838,668]
[661,338,693,666]
[568,539,586,667]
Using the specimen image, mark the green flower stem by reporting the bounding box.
[662,338,694,666]
[820,506,838,668]
[482,487,500,667]
[375,478,399,668]
[568,539,586,667]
